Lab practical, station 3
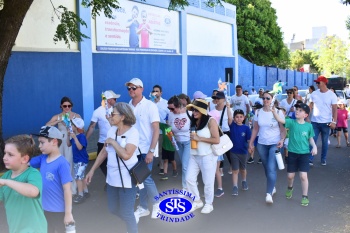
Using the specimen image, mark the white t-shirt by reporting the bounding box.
[254,109,285,145]
[129,96,160,155]
[168,111,191,142]
[230,94,249,115]
[90,106,111,143]
[279,99,296,117]
[106,126,139,188]
[310,90,337,123]
[209,99,216,112]
[155,97,170,124]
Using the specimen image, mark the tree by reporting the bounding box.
[225,0,288,67]
[312,35,350,78]
[289,50,319,73]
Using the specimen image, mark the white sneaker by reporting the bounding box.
[272,187,276,196]
[134,206,150,223]
[266,193,273,204]
[151,203,160,219]
[191,200,204,212]
[201,204,213,214]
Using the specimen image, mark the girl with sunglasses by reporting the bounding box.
[248,92,286,204]
[185,99,220,214]
[46,96,81,195]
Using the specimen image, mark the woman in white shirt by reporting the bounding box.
[280,89,296,117]
[186,99,220,214]
[167,95,191,190]
[248,92,286,204]
[86,102,139,233]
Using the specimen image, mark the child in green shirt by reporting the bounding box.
[272,103,317,206]
[0,135,47,233]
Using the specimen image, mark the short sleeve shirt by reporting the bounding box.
[0,167,47,233]
[230,94,249,115]
[30,155,72,212]
[285,119,314,154]
[105,126,139,188]
[254,109,285,145]
[129,97,160,154]
[310,90,337,123]
[90,106,111,143]
[168,111,191,142]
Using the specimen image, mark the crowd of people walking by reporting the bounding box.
[0,75,349,233]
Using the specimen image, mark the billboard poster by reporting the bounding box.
[96,0,179,54]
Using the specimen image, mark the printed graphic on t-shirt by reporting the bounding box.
[301,131,307,137]
[46,172,54,181]
[174,118,187,130]
[234,100,242,106]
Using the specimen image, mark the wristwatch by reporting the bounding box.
[149,148,155,153]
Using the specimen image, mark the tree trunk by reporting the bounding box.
[0,0,34,170]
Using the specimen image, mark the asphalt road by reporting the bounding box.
[1,134,350,233]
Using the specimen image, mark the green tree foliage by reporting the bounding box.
[225,0,288,67]
[312,36,350,78]
[289,50,319,73]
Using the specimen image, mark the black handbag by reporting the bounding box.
[116,148,151,188]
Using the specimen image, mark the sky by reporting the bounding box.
[269,0,349,43]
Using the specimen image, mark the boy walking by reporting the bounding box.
[0,135,47,233]
[272,103,317,206]
[67,118,90,204]
[30,126,74,232]
[229,109,251,196]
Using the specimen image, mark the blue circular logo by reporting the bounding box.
[159,197,192,216]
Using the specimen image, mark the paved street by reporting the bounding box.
[1,133,350,233]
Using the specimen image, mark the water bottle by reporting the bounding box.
[190,127,198,149]
[275,150,285,170]
[120,136,127,148]
[65,222,76,233]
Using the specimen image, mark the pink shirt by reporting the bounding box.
[336,109,348,128]
[139,23,150,48]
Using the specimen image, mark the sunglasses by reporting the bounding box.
[152,90,159,93]
[111,112,121,117]
[190,108,199,113]
[262,97,271,100]
[315,82,320,85]
[287,92,293,94]
[167,107,175,111]
[244,93,249,96]
[127,86,139,91]
[62,105,72,108]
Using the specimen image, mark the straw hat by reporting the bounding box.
[186,99,208,115]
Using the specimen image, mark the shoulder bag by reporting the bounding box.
[115,133,151,189]
[211,118,233,156]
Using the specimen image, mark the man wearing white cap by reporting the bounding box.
[86,90,120,181]
[125,78,160,222]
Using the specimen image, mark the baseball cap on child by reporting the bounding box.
[36,126,63,140]
[294,103,310,114]
[72,118,84,130]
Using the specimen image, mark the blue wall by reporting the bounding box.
[238,56,318,92]
[3,52,83,138]
[3,52,317,139]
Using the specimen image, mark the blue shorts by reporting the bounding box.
[73,162,88,180]
[286,151,309,173]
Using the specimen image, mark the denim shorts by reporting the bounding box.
[217,155,224,162]
[73,162,88,180]
[286,151,309,173]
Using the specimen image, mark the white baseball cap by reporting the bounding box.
[125,78,143,87]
